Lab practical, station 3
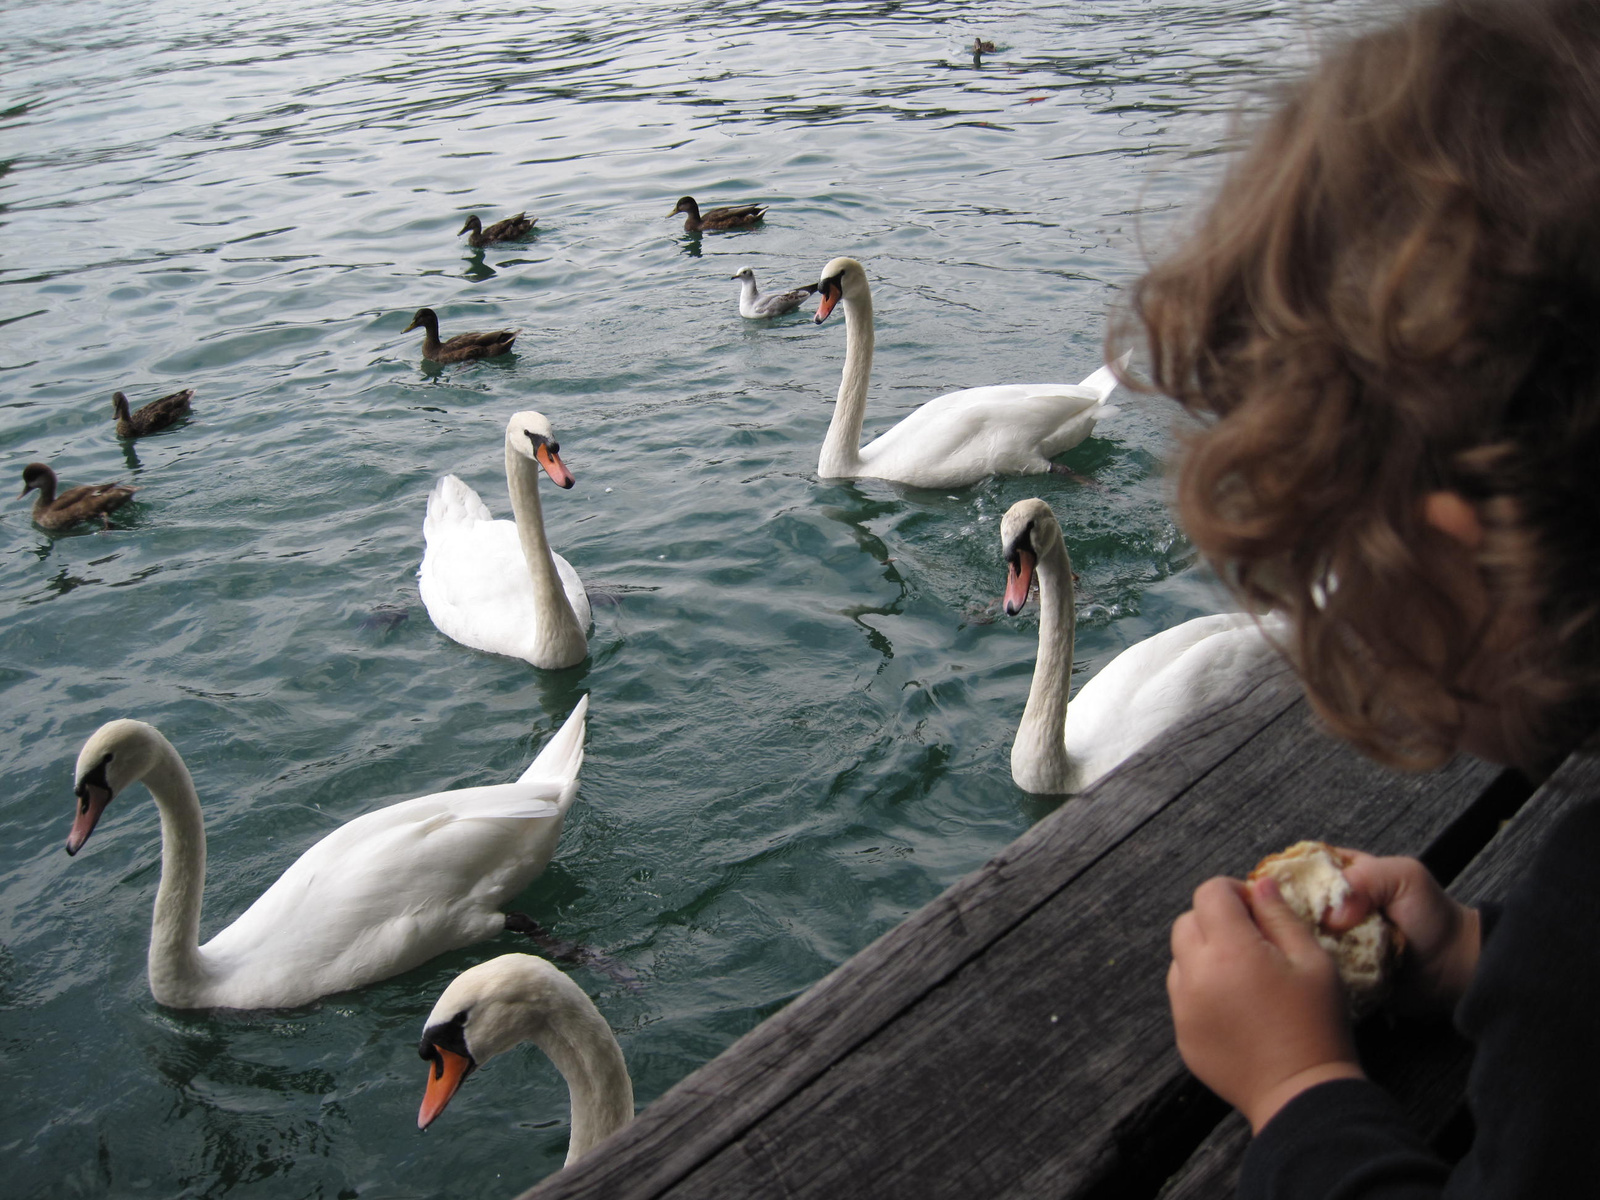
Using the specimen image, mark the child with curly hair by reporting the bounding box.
[1135,0,1600,1193]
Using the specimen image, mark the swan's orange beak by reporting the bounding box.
[66,779,113,856]
[814,278,842,324]
[536,443,575,490]
[1003,549,1036,616]
[418,1045,473,1130]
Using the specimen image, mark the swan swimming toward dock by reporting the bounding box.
[1001,498,1282,794]
[65,697,589,1009]
[811,257,1125,488]
[420,411,591,670]
[417,952,634,1166]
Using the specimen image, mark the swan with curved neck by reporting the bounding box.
[66,698,589,1009]
[420,411,591,669]
[811,257,1125,488]
[418,953,633,1166]
[1001,498,1281,794]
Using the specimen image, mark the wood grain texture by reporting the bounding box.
[517,662,1511,1200]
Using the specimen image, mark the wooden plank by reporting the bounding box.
[519,662,1507,1199]
[1157,746,1597,1199]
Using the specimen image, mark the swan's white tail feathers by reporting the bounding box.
[519,694,589,791]
[434,781,564,820]
[1075,354,1128,405]
[426,475,494,534]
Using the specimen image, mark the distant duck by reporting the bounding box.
[810,256,1125,488]
[112,388,193,439]
[670,196,766,233]
[18,462,136,531]
[403,307,518,363]
[420,410,591,669]
[459,212,536,248]
[731,267,818,318]
[417,953,634,1167]
[65,698,589,1009]
[973,38,997,54]
[1000,498,1282,794]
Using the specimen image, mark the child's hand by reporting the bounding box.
[1168,875,1363,1133]
[1324,852,1481,1015]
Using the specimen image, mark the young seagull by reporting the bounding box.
[111,388,193,438]
[18,462,136,530]
[458,212,536,248]
[730,266,818,318]
[669,195,767,233]
[417,953,634,1167]
[403,307,518,364]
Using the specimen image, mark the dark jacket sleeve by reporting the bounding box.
[1237,797,1600,1200]
[1238,1078,1448,1199]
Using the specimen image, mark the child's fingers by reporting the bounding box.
[1325,849,1424,932]
[1190,876,1251,939]
[1247,876,1326,963]
[1171,909,1200,957]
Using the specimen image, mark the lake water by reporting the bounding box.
[1,1,1359,1195]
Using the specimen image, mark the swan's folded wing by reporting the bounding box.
[199,779,567,994]
[425,475,495,540]
[862,383,1106,483]
[420,515,543,655]
[1064,614,1280,784]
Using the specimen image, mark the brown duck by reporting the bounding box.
[669,196,767,233]
[18,463,137,530]
[973,38,996,54]
[403,308,518,363]
[459,212,536,248]
[112,388,193,438]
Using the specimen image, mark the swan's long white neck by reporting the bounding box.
[534,1004,635,1165]
[819,280,874,479]
[505,438,585,668]
[1012,536,1081,794]
[139,741,213,1006]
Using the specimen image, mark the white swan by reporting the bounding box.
[417,953,633,1167]
[420,411,591,670]
[810,256,1125,488]
[1001,498,1283,794]
[65,697,590,1009]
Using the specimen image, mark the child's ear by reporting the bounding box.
[1423,491,1484,550]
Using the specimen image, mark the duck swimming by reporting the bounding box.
[18,463,136,530]
[112,388,193,438]
[403,307,518,363]
[670,196,767,233]
[459,212,536,248]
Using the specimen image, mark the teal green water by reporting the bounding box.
[1,2,1354,1195]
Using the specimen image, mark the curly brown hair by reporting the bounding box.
[1123,0,1600,772]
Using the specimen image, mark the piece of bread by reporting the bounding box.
[1249,841,1403,1014]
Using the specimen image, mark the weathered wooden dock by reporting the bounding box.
[518,660,1586,1198]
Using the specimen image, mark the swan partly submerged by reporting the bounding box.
[65,697,589,1009]
[418,953,633,1167]
[1001,498,1282,794]
[811,256,1125,488]
[420,411,591,670]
